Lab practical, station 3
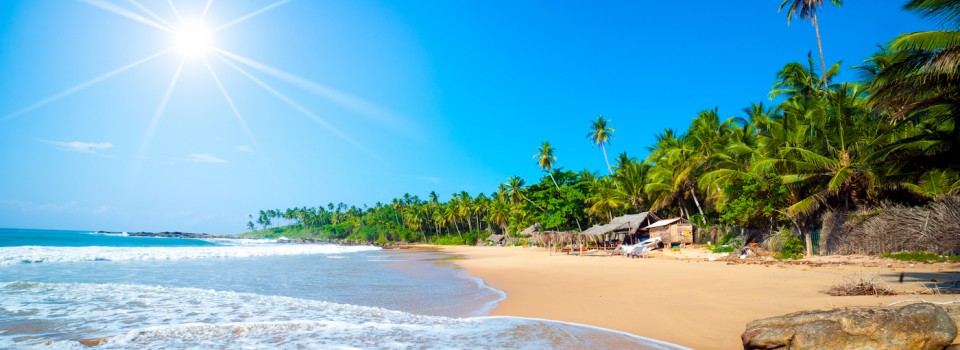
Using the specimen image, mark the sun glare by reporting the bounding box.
[174,22,213,58]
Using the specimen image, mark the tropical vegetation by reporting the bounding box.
[243,2,958,253]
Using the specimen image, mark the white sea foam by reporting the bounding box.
[0,244,380,266]
[0,282,686,349]
[200,237,287,245]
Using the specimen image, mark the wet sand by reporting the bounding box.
[439,246,960,349]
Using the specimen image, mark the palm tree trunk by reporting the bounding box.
[601,145,613,176]
[548,173,561,191]
[453,221,462,240]
[812,14,828,90]
[522,194,545,211]
[689,188,705,218]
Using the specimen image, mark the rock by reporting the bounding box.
[742,303,957,350]
[78,338,108,347]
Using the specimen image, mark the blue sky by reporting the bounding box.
[0,1,937,233]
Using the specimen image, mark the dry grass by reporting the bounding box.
[824,274,897,296]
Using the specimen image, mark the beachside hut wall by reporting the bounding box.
[645,218,694,246]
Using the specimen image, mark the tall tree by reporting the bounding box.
[534,141,562,191]
[868,0,960,156]
[779,0,843,90]
[587,115,615,176]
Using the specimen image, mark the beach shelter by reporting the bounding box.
[518,223,540,237]
[644,217,694,248]
[579,212,659,245]
[485,234,506,245]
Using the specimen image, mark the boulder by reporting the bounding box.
[742,303,956,350]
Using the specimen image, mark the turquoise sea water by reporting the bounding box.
[0,228,685,349]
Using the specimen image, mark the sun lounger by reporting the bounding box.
[624,237,662,258]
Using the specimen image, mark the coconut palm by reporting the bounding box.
[866,0,960,159]
[534,141,562,190]
[587,115,615,176]
[612,153,651,211]
[779,84,891,217]
[487,198,510,233]
[904,169,960,202]
[586,176,623,221]
[779,0,843,90]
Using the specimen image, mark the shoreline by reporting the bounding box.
[439,245,960,349]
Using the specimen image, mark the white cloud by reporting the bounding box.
[187,153,228,164]
[0,199,111,215]
[40,140,114,154]
[235,145,253,153]
[421,176,442,185]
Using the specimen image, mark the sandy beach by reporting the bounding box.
[439,246,960,349]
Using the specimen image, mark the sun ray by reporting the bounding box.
[166,0,183,24]
[1,49,173,123]
[211,51,384,164]
[200,0,215,22]
[213,0,289,33]
[81,0,171,33]
[213,48,409,134]
[135,58,186,168]
[203,57,264,158]
[126,0,174,29]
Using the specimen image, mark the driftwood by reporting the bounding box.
[820,196,960,255]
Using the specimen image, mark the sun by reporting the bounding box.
[173,21,213,58]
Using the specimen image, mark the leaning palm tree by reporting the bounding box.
[534,141,561,191]
[587,115,615,176]
[868,0,960,156]
[779,0,843,90]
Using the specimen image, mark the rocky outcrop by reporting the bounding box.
[742,303,957,350]
[125,231,235,239]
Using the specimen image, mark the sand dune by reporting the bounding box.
[441,246,960,349]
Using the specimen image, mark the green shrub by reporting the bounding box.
[434,235,465,245]
[707,232,742,253]
[708,244,736,253]
[775,232,805,260]
[882,251,960,263]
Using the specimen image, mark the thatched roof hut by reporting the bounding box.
[518,223,541,237]
[484,234,506,245]
[579,212,659,244]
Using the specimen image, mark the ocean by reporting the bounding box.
[0,228,684,349]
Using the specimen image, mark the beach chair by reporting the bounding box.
[626,237,662,259]
[626,245,649,258]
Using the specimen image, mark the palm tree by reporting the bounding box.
[779,83,891,217]
[505,175,544,211]
[587,115,615,176]
[534,141,561,190]
[586,177,623,221]
[458,191,474,232]
[904,169,960,202]
[867,1,960,155]
[779,0,843,90]
[487,198,510,233]
[613,153,651,211]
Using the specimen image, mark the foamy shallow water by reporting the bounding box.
[0,282,684,349]
[0,230,687,349]
[0,244,380,265]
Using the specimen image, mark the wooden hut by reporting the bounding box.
[579,212,660,249]
[644,217,694,248]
